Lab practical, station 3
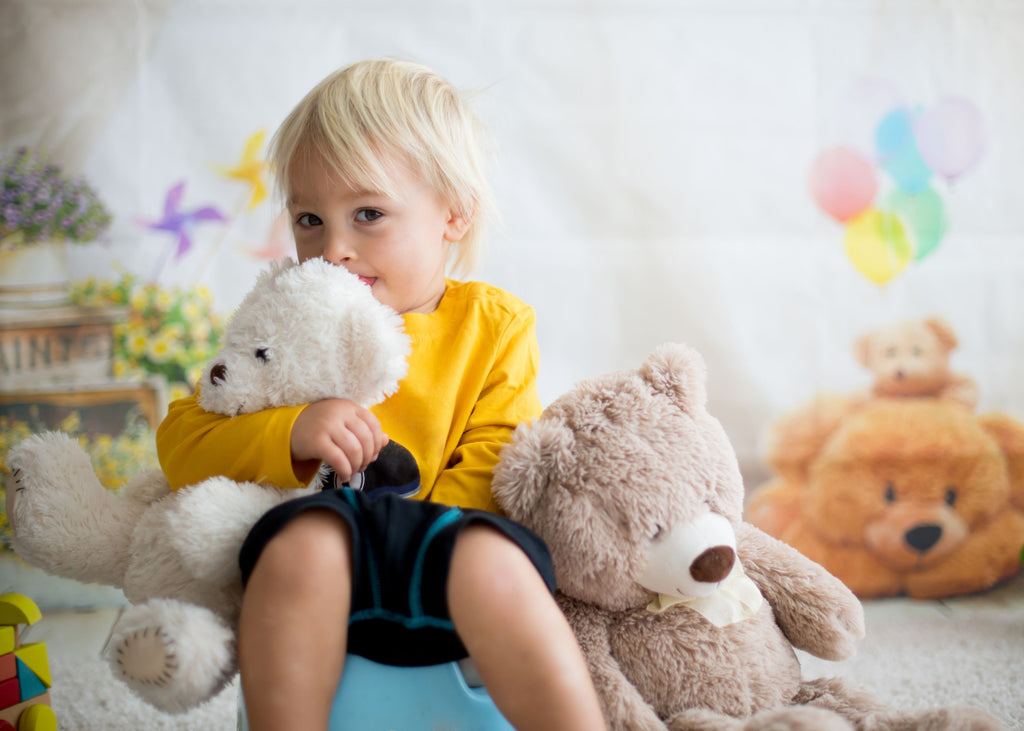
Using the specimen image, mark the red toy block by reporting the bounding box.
[0,656,14,683]
[0,677,18,711]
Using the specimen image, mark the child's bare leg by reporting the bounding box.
[238,510,353,731]
[447,524,606,731]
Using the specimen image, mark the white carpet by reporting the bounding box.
[43,574,1024,730]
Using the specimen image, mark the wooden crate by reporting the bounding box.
[0,379,166,432]
[0,305,126,392]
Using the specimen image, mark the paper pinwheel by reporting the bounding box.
[139,181,227,276]
[215,130,269,210]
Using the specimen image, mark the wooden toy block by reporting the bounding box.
[0,677,18,710]
[16,701,55,731]
[9,648,47,690]
[0,597,40,629]
[13,662,43,705]
[0,628,13,657]
[0,655,15,683]
[0,693,50,727]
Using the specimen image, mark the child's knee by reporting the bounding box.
[449,523,544,602]
[260,508,353,580]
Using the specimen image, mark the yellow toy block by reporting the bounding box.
[17,702,56,731]
[0,628,13,656]
[0,597,40,629]
[10,648,47,691]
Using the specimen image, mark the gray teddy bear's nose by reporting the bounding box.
[690,545,735,584]
[210,363,228,385]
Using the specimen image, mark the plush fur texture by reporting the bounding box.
[747,397,1024,600]
[854,317,978,408]
[5,258,409,713]
[493,343,1003,730]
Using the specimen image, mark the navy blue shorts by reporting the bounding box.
[239,488,556,667]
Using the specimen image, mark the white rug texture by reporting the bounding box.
[45,574,1024,730]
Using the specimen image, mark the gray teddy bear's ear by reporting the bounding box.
[639,342,708,415]
[492,418,577,522]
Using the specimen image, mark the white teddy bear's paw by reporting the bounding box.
[5,431,136,585]
[107,599,237,713]
[113,625,180,687]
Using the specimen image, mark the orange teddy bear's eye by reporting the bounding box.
[884,483,897,503]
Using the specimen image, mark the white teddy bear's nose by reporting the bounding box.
[638,512,736,599]
[209,363,228,386]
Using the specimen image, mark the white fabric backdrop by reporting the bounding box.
[3,0,1022,487]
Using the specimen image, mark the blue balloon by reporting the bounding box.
[876,108,932,192]
[875,108,915,162]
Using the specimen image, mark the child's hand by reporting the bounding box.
[290,399,387,482]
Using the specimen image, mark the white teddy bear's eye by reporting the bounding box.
[255,348,269,363]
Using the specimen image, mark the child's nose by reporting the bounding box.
[322,232,357,265]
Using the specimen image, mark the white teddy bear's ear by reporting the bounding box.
[493,418,577,523]
[639,342,708,415]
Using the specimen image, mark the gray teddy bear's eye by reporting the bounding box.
[255,348,269,362]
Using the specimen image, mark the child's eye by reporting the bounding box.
[296,213,322,227]
[355,209,383,223]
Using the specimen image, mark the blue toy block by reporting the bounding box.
[15,659,46,703]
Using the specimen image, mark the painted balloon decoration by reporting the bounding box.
[809,81,985,285]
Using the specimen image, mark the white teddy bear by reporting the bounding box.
[4,257,410,712]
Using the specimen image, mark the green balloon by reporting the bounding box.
[883,187,948,261]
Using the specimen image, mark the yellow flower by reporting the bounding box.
[146,329,180,364]
[160,322,185,342]
[168,382,192,402]
[129,287,149,311]
[112,357,130,379]
[126,326,150,357]
[191,320,211,342]
[181,299,203,322]
[59,412,82,433]
[186,363,205,385]
[155,289,175,312]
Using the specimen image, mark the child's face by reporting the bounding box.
[287,154,468,315]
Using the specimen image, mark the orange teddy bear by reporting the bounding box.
[855,316,978,408]
[746,397,1024,599]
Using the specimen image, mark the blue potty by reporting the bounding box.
[238,653,514,730]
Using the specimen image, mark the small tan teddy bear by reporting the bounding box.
[855,316,978,408]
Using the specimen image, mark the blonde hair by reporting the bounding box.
[269,58,496,276]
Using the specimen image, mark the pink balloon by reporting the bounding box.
[913,97,986,180]
[808,146,878,223]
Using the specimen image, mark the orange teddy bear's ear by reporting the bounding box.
[763,393,859,484]
[922,316,959,352]
[853,331,875,368]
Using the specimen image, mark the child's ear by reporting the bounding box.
[443,207,473,243]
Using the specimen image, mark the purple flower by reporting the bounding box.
[0,147,111,244]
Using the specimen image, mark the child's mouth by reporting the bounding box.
[358,276,376,287]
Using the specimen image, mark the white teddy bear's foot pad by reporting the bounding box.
[114,626,179,687]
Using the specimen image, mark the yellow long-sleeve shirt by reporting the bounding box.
[156,279,542,513]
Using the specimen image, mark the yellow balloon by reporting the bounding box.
[843,210,912,284]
